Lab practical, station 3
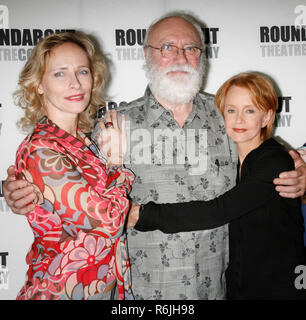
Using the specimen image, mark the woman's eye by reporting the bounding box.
[54,72,64,77]
[246,109,255,113]
[80,69,89,75]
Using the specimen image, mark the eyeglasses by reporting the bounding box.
[145,43,202,58]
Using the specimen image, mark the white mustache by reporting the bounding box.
[144,57,204,105]
[162,64,197,76]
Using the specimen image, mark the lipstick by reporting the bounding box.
[65,94,84,101]
[233,128,247,133]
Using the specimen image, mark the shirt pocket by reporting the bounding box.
[189,132,236,201]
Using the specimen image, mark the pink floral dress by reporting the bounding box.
[15,117,135,300]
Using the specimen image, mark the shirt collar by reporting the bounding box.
[144,86,169,127]
[192,94,210,122]
[144,86,208,127]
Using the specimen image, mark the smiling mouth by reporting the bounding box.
[65,94,85,101]
[233,128,247,133]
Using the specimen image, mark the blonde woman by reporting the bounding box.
[13,32,134,300]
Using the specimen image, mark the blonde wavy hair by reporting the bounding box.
[14,31,108,133]
[215,72,278,141]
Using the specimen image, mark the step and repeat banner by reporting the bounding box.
[0,0,305,299]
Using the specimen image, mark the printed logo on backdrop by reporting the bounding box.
[115,28,146,61]
[259,6,306,57]
[0,5,75,62]
[114,27,220,61]
[203,27,219,59]
[0,252,9,290]
[0,180,4,197]
[275,96,292,128]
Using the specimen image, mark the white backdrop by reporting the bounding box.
[0,0,305,299]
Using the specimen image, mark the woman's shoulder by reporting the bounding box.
[16,128,66,163]
[256,138,293,163]
[247,138,294,178]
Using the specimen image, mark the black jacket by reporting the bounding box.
[135,138,306,299]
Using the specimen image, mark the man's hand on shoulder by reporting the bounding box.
[273,150,306,198]
[3,165,36,215]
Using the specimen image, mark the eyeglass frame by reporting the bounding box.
[144,43,203,58]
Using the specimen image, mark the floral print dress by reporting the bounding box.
[15,117,134,300]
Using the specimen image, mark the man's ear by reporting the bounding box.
[143,46,149,63]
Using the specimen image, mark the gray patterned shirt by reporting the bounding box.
[92,87,238,300]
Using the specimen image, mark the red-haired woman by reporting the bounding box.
[130,72,306,300]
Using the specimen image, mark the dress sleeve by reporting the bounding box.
[23,147,134,239]
[135,148,295,233]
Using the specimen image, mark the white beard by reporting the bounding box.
[144,58,204,105]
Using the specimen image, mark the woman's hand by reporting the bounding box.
[97,110,127,166]
[127,202,140,229]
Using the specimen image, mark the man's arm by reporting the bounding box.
[273,150,306,198]
[3,165,36,214]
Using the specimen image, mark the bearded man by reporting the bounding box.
[104,13,305,300]
[94,13,239,300]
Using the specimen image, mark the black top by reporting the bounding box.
[135,138,306,299]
